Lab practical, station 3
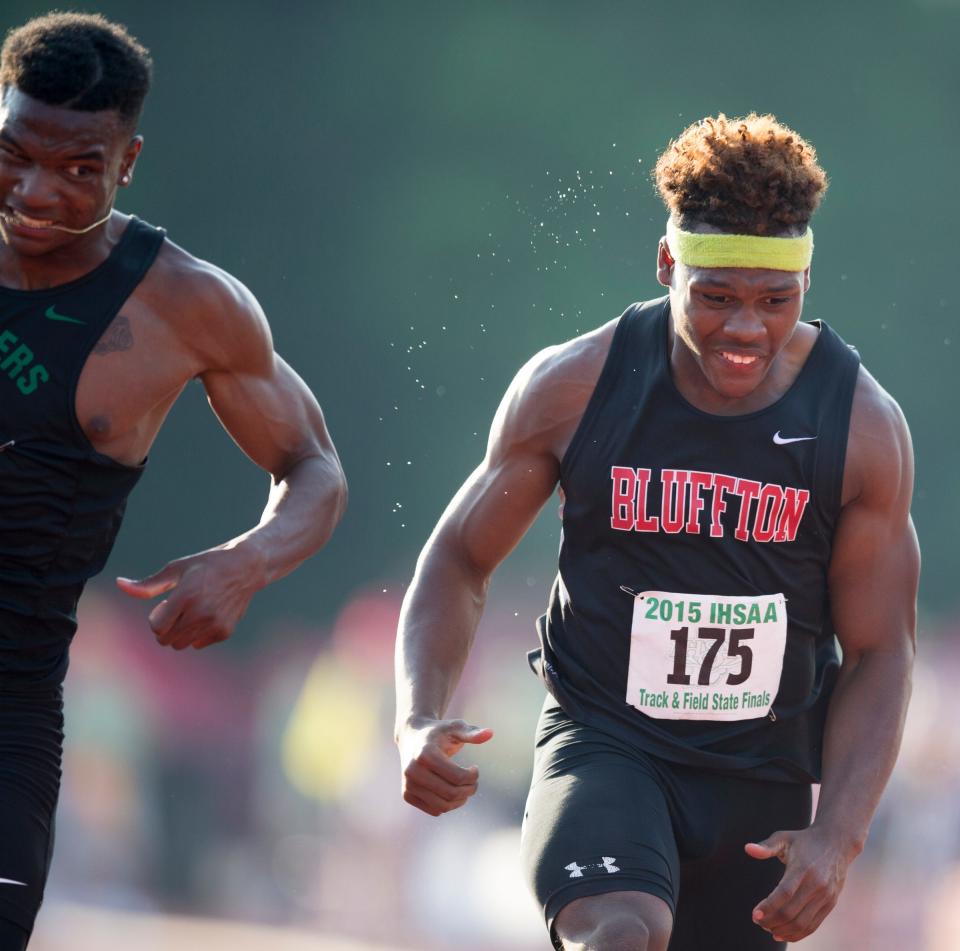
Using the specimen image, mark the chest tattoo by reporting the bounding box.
[94,316,134,355]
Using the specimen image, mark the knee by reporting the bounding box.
[572,914,667,951]
[555,893,672,951]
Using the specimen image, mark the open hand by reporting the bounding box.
[116,547,262,650]
[397,717,493,816]
[746,825,855,943]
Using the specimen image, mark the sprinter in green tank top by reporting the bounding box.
[0,13,346,947]
[395,114,918,949]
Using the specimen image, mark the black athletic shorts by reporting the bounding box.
[520,699,812,951]
[0,687,63,937]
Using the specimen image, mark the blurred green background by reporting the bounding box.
[3,1,958,949]
[7,0,957,631]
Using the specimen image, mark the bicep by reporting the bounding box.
[417,339,592,581]
[423,358,566,578]
[829,404,919,661]
[202,354,334,478]
[191,275,335,477]
[829,506,919,660]
[428,446,560,580]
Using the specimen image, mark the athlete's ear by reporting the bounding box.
[802,265,811,293]
[119,135,143,188]
[657,238,675,288]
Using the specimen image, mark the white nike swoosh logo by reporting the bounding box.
[0,878,26,887]
[773,431,817,445]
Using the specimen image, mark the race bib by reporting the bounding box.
[625,591,787,722]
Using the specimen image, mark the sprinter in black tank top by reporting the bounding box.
[0,15,346,946]
[396,114,918,950]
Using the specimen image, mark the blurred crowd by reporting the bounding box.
[43,585,957,951]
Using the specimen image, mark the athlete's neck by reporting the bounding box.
[0,213,128,292]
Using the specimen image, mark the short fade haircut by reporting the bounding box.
[654,113,827,236]
[0,12,152,128]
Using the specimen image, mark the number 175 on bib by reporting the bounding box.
[625,591,787,722]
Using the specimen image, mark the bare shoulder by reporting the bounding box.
[844,365,913,509]
[513,316,618,405]
[137,237,273,373]
[491,314,620,460]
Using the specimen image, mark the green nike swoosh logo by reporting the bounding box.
[44,305,85,325]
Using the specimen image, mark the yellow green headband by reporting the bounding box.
[666,219,813,271]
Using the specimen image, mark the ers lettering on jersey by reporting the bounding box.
[609,466,810,544]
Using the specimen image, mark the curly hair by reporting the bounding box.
[0,12,152,127]
[654,113,827,236]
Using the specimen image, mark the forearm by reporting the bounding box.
[395,538,489,734]
[224,450,347,587]
[812,646,913,853]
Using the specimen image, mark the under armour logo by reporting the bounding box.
[565,857,620,878]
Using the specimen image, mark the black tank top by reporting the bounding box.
[0,216,165,686]
[531,297,861,782]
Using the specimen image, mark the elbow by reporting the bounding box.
[332,463,348,524]
[315,442,348,524]
[310,446,347,527]
[287,446,348,532]
[840,637,916,687]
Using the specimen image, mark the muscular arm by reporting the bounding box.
[395,328,611,814]
[750,371,919,942]
[396,369,561,726]
[199,306,346,587]
[814,381,918,850]
[117,269,346,649]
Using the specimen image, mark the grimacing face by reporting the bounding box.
[0,86,141,257]
[657,233,811,403]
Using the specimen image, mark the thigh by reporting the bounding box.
[520,705,680,949]
[669,775,812,951]
[0,692,63,937]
